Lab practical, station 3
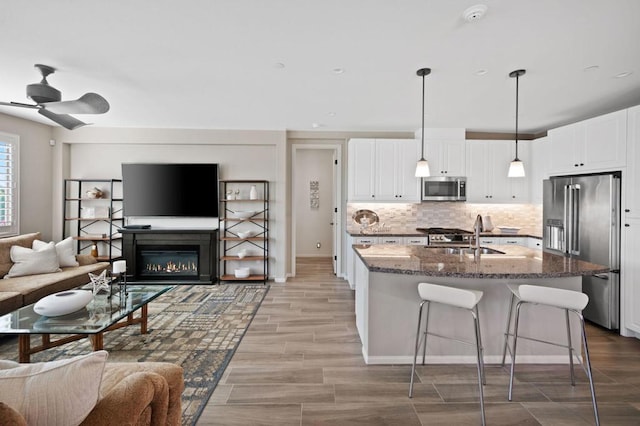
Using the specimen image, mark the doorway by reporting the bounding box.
[291,144,342,278]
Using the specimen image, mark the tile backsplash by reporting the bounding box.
[347,202,542,236]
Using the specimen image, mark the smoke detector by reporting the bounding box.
[463,4,488,22]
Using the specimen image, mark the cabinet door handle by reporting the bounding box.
[625,209,630,213]
[625,224,630,227]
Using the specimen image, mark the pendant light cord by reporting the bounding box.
[515,72,520,160]
[421,72,425,160]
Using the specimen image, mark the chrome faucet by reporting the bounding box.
[471,214,483,262]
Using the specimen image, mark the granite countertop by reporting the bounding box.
[346,228,542,239]
[353,244,608,279]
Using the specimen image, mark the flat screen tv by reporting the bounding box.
[122,163,219,217]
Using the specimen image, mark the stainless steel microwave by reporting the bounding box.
[422,177,466,201]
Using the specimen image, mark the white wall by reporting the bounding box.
[51,127,288,281]
[0,113,54,239]
[295,149,333,257]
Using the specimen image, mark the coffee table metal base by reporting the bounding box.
[17,304,149,363]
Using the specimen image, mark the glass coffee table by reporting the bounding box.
[0,284,173,362]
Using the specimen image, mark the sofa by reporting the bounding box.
[0,233,110,316]
[0,352,184,425]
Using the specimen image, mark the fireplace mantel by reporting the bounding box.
[121,228,218,284]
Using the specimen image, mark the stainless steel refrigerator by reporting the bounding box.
[543,172,621,330]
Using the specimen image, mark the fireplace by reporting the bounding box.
[122,229,217,283]
[137,246,199,281]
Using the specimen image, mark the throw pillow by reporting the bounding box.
[0,351,108,426]
[4,242,61,278]
[0,232,41,278]
[33,237,79,268]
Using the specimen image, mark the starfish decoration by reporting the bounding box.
[89,270,111,295]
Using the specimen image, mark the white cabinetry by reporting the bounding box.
[465,140,530,203]
[624,105,640,216]
[405,237,428,245]
[348,138,420,202]
[548,109,627,175]
[622,218,640,335]
[479,236,540,249]
[348,139,376,201]
[526,237,543,250]
[529,136,548,204]
[425,139,466,176]
[622,106,640,336]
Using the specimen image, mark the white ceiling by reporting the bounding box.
[1,0,639,134]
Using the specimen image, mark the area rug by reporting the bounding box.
[0,283,269,425]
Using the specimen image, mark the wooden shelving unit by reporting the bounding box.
[219,180,269,283]
[63,179,123,262]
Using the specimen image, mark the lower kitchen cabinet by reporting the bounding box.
[622,217,640,335]
[479,236,540,249]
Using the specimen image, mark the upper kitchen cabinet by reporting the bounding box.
[348,138,376,201]
[625,105,640,218]
[529,136,548,204]
[348,138,420,202]
[424,139,466,176]
[465,140,530,203]
[547,109,627,175]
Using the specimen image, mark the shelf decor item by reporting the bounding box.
[249,185,258,200]
[86,187,104,199]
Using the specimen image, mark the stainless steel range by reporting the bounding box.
[416,227,473,245]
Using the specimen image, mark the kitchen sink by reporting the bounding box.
[425,247,504,255]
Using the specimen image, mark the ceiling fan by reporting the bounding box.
[0,64,110,130]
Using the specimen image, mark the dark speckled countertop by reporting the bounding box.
[346,229,543,239]
[353,244,608,279]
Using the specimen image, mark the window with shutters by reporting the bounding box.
[0,132,19,237]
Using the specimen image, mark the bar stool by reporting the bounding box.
[409,283,486,426]
[501,284,599,426]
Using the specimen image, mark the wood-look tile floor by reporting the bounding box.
[198,258,640,425]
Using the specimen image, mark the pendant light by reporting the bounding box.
[415,68,431,177]
[508,69,526,177]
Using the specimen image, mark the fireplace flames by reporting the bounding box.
[144,261,197,274]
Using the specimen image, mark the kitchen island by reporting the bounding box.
[352,244,608,364]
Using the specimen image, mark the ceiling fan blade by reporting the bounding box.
[44,92,110,115]
[38,108,87,130]
[0,101,39,109]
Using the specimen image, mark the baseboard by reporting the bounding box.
[361,348,579,365]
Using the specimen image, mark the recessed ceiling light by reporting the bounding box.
[312,123,325,128]
[615,71,633,78]
[332,68,345,74]
[328,112,336,117]
[475,69,488,76]
[463,4,488,22]
[583,65,600,72]
[274,62,285,69]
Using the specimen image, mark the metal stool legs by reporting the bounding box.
[409,300,428,398]
[502,296,600,426]
[409,300,486,426]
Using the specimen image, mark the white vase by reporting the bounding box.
[249,185,258,200]
[483,215,494,231]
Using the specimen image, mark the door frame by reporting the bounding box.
[291,143,343,278]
